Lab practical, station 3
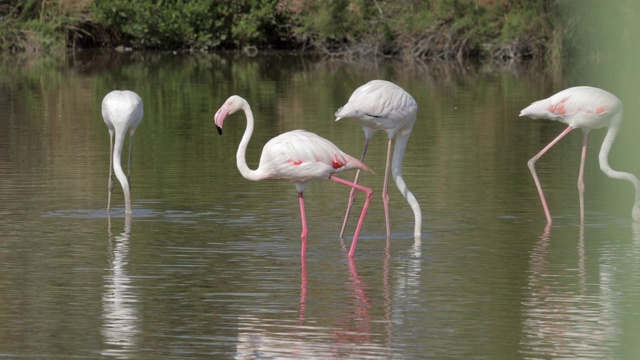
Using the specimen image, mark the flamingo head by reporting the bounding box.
[214,95,245,135]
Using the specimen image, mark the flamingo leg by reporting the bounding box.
[339,138,370,239]
[382,138,393,238]
[527,125,574,223]
[298,192,308,259]
[127,134,134,190]
[330,176,373,258]
[107,133,115,213]
[577,132,589,224]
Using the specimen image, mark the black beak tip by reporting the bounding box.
[216,126,222,135]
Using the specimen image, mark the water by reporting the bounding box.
[1,51,640,358]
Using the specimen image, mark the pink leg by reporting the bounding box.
[330,176,373,258]
[382,138,392,238]
[298,192,308,259]
[527,126,574,223]
[577,132,589,224]
[339,138,370,239]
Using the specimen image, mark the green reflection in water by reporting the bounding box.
[1,45,639,358]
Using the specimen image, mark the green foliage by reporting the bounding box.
[0,0,581,63]
[0,0,88,54]
[92,0,286,50]
[228,0,283,44]
[294,0,372,42]
[384,2,435,34]
[93,0,217,49]
[288,0,379,49]
[287,0,555,59]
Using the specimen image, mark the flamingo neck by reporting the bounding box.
[112,131,132,214]
[598,117,640,222]
[236,103,265,182]
[391,131,422,236]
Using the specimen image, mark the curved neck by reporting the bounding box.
[113,132,132,214]
[391,131,422,236]
[236,103,264,181]
[598,117,640,221]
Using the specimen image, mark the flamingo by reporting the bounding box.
[214,95,373,258]
[520,86,640,223]
[102,90,144,215]
[335,80,422,239]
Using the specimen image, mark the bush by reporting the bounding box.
[0,0,564,61]
[0,0,90,54]
[283,0,555,60]
[92,0,287,50]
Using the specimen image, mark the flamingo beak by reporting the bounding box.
[214,105,229,135]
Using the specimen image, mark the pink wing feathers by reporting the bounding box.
[257,130,370,182]
[520,86,620,129]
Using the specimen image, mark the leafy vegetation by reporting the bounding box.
[92,0,287,50]
[0,0,619,62]
[284,0,558,60]
[0,0,90,54]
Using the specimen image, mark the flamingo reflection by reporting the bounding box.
[520,224,619,358]
[236,253,377,358]
[101,215,141,358]
[298,257,308,325]
[384,236,422,346]
[333,255,372,345]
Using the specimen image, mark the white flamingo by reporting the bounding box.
[520,86,640,223]
[335,80,422,239]
[214,95,373,258]
[102,90,143,215]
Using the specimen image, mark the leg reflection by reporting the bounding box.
[334,255,372,344]
[299,256,308,325]
[520,223,619,358]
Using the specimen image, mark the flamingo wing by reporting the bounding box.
[520,86,620,129]
[258,130,370,181]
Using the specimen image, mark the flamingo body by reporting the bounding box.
[520,86,619,130]
[250,129,370,190]
[214,95,373,258]
[520,86,640,223]
[102,90,144,215]
[335,80,422,239]
[336,80,417,137]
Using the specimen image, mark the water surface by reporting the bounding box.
[1,51,639,358]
